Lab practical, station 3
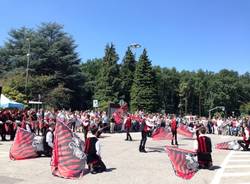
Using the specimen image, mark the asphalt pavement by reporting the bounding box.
[0,132,249,184]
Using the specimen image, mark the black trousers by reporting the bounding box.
[43,145,52,157]
[126,127,132,141]
[139,131,147,150]
[197,152,212,169]
[238,140,250,151]
[83,126,88,140]
[0,124,6,141]
[92,158,107,173]
[171,129,178,145]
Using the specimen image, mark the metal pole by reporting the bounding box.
[25,38,31,104]
[0,84,2,104]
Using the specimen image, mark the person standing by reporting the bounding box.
[43,123,55,157]
[171,115,178,145]
[139,118,148,153]
[124,114,132,141]
[110,115,115,133]
[101,111,108,133]
[0,110,7,141]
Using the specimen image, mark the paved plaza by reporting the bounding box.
[0,133,249,184]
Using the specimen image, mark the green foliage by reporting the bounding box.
[155,67,179,113]
[240,102,250,115]
[94,43,120,110]
[0,22,85,109]
[2,86,26,103]
[80,58,103,108]
[131,49,158,112]
[46,84,72,109]
[120,47,136,107]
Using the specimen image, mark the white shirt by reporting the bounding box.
[46,128,54,148]
[26,124,31,132]
[96,140,101,156]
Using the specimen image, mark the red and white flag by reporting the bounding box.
[177,124,193,138]
[9,128,39,160]
[51,120,87,179]
[152,127,172,140]
[166,146,198,179]
[216,140,241,150]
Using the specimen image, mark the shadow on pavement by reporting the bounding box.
[105,168,116,172]
[0,176,23,184]
[181,137,195,140]
[84,168,116,175]
[208,165,221,170]
[146,147,166,153]
[99,135,111,139]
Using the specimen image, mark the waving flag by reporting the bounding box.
[113,112,122,124]
[177,124,193,138]
[152,127,172,140]
[112,103,128,124]
[216,140,241,150]
[9,128,39,160]
[166,146,198,179]
[51,120,87,179]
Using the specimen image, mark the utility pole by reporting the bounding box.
[25,38,31,104]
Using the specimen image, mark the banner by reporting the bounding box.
[177,124,193,138]
[166,146,198,179]
[152,127,172,140]
[51,120,87,179]
[9,128,39,160]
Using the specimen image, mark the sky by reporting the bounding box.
[0,0,249,73]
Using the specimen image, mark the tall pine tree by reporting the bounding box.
[131,49,158,112]
[95,43,120,109]
[120,47,136,107]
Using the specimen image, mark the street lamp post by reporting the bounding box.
[208,106,225,119]
[129,43,141,49]
[25,38,31,103]
[129,43,141,58]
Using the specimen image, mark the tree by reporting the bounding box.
[80,58,103,108]
[46,84,72,109]
[94,43,120,109]
[120,47,136,107]
[131,49,158,112]
[0,22,86,109]
[2,86,26,103]
[240,102,250,115]
[155,67,179,114]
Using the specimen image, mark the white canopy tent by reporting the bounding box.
[0,94,24,109]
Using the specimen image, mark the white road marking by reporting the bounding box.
[231,155,250,158]
[222,172,250,177]
[228,159,250,162]
[225,165,250,168]
[232,151,250,155]
[210,151,233,184]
